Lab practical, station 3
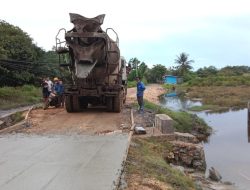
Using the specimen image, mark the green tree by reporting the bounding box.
[128,57,141,77]
[197,66,218,77]
[0,20,64,86]
[39,50,71,82]
[218,66,250,76]
[175,52,194,76]
[146,64,167,83]
[0,20,44,61]
[127,58,148,81]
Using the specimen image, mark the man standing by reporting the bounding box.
[46,77,53,95]
[53,77,62,107]
[136,77,146,113]
[59,80,65,107]
[41,78,49,109]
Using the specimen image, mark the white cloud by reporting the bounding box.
[1,0,250,68]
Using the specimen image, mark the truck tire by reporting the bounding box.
[72,95,80,112]
[65,95,73,112]
[106,97,113,112]
[123,89,126,104]
[113,92,123,113]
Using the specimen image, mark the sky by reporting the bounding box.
[1,0,250,70]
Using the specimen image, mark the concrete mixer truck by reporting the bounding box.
[55,13,127,112]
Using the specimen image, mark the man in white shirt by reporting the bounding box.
[46,77,53,95]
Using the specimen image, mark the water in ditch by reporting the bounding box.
[160,93,250,190]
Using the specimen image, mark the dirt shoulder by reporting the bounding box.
[126,84,166,105]
[9,107,131,135]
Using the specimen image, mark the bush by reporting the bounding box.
[127,81,137,88]
[0,85,41,109]
[185,75,250,87]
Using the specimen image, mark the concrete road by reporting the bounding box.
[0,134,129,190]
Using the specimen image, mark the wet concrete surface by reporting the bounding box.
[0,133,129,190]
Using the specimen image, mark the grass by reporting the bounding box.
[125,137,196,190]
[143,100,211,135]
[10,111,25,124]
[184,86,250,110]
[163,83,176,91]
[0,85,42,109]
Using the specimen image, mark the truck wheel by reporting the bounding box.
[113,92,123,113]
[106,97,113,112]
[65,96,73,112]
[72,95,80,112]
[122,89,126,104]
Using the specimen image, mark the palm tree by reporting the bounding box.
[175,52,194,76]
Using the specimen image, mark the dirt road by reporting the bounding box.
[6,83,165,135]
[127,83,165,105]
[15,107,131,135]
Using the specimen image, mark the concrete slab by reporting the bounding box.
[0,134,129,190]
[155,114,175,134]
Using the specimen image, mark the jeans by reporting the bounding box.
[137,96,144,111]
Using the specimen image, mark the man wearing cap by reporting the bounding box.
[135,76,146,113]
[53,77,62,107]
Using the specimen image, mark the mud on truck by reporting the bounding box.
[55,13,127,113]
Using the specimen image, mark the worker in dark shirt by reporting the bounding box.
[41,78,49,109]
[53,78,65,107]
[59,80,65,107]
[136,76,146,113]
[53,77,61,107]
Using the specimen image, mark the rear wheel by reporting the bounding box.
[65,95,80,112]
[65,95,73,112]
[72,95,80,112]
[113,92,123,113]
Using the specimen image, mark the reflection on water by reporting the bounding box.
[160,94,250,190]
[198,110,250,190]
[160,92,202,111]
